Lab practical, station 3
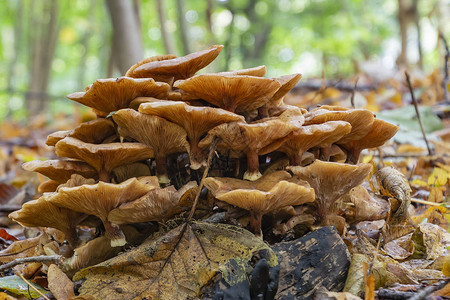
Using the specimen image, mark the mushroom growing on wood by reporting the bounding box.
[48,178,156,247]
[9,196,86,247]
[130,45,224,82]
[67,77,170,114]
[139,101,244,169]
[207,116,301,181]
[55,137,154,182]
[277,121,352,165]
[113,109,189,183]
[204,171,315,235]
[288,160,372,227]
[46,118,116,146]
[108,181,198,224]
[173,74,281,113]
[338,119,399,164]
[22,159,98,184]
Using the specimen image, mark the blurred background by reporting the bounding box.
[0,0,448,120]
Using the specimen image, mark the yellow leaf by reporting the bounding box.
[427,167,450,186]
[429,186,444,203]
[74,222,277,300]
[443,254,450,277]
[410,179,427,187]
[397,144,425,154]
[362,155,373,164]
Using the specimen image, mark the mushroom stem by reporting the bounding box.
[249,210,263,236]
[319,146,332,161]
[290,151,304,166]
[244,151,262,181]
[103,221,126,247]
[189,141,207,170]
[64,228,80,249]
[98,169,110,182]
[155,155,170,184]
[258,106,269,119]
[345,148,362,164]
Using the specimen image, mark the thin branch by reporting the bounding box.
[350,77,359,108]
[411,197,448,207]
[0,255,62,272]
[409,279,450,300]
[187,137,219,220]
[15,271,50,300]
[439,32,449,104]
[405,72,433,156]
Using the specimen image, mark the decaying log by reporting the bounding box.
[273,226,351,299]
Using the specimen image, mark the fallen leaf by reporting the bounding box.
[0,275,47,299]
[0,229,18,242]
[48,264,75,300]
[74,221,277,300]
[427,167,450,187]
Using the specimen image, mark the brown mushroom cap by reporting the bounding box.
[55,137,154,182]
[338,119,399,164]
[268,73,302,106]
[173,74,281,113]
[48,178,155,246]
[303,107,375,143]
[278,121,352,165]
[22,159,98,183]
[57,174,96,190]
[207,117,300,180]
[108,181,198,224]
[204,171,314,234]
[9,197,86,247]
[125,54,178,78]
[46,118,116,146]
[217,65,267,77]
[66,77,170,114]
[139,101,243,169]
[38,180,60,193]
[113,109,189,183]
[287,160,372,222]
[131,45,224,82]
[112,163,151,183]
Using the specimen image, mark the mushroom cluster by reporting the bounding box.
[9,45,398,265]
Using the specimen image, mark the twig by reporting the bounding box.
[409,278,450,300]
[187,137,219,220]
[411,197,448,207]
[439,32,449,104]
[376,288,414,299]
[404,72,433,156]
[0,255,62,272]
[15,271,50,300]
[350,77,359,108]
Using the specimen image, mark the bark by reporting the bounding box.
[106,0,144,75]
[26,0,60,116]
[175,0,190,55]
[397,0,408,68]
[156,0,175,54]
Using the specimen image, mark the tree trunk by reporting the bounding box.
[156,0,175,54]
[397,0,408,68]
[106,0,144,75]
[26,0,60,116]
[175,0,190,55]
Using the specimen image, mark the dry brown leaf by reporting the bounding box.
[48,264,75,300]
[74,221,277,300]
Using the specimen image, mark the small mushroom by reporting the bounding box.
[204,171,315,235]
[288,160,372,226]
[67,77,170,114]
[113,109,189,183]
[46,118,116,146]
[131,45,224,82]
[139,101,243,169]
[9,196,86,247]
[173,74,281,113]
[304,106,375,142]
[207,117,301,181]
[278,121,352,165]
[22,159,98,184]
[48,178,156,247]
[108,181,198,224]
[338,119,399,164]
[217,65,267,77]
[125,54,178,78]
[55,137,154,182]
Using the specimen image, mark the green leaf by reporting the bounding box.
[0,275,48,299]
